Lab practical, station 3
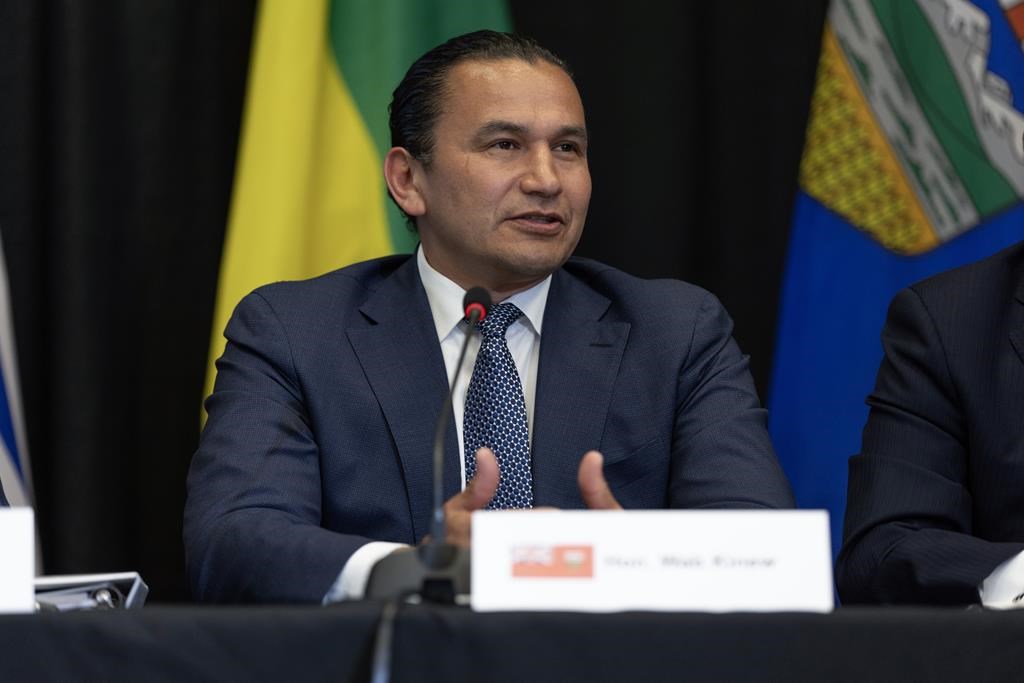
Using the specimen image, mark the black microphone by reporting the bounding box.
[365,287,492,602]
[428,287,491,547]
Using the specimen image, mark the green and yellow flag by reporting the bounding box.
[205,0,510,405]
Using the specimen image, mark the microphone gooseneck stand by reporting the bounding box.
[367,287,492,683]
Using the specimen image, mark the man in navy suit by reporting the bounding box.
[184,31,793,603]
[838,241,1024,605]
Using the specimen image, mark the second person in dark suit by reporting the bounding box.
[839,240,1024,605]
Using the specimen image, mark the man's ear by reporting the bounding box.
[383,147,426,218]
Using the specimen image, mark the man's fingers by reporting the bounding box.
[441,448,500,548]
[578,450,622,510]
[462,447,500,510]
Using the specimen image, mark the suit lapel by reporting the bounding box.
[346,257,460,541]
[532,268,630,507]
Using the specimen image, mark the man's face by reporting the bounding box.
[412,58,591,298]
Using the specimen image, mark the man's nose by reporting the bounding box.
[519,148,562,196]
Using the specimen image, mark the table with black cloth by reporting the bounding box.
[2,603,1023,682]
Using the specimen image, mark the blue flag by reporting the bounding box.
[0,232,31,508]
[769,0,1024,556]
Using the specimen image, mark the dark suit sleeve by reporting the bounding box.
[670,292,794,509]
[0,478,7,506]
[837,287,1024,605]
[184,291,374,603]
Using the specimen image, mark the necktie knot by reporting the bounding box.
[475,302,523,339]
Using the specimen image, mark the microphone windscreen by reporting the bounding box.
[463,287,492,321]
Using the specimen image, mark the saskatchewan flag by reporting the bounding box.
[205,0,510,403]
[769,0,1024,554]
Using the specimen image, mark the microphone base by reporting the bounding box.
[364,543,470,603]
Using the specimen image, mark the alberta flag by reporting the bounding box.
[769,0,1024,554]
[0,233,32,508]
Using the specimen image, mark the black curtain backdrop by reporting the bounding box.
[0,1,827,602]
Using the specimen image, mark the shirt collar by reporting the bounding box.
[417,246,551,341]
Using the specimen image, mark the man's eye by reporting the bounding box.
[555,142,581,154]
[493,140,517,150]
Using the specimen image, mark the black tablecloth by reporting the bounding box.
[3,603,1023,682]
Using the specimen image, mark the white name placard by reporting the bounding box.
[0,507,35,614]
[471,510,833,613]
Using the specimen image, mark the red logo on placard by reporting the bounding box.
[511,545,594,578]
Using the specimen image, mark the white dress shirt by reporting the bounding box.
[324,248,550,602]
[981,551,1024,608]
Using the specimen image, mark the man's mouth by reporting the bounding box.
[509,212,564,227]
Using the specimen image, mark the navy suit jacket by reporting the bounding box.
[185,254,793,603]
[838,241,1024,604]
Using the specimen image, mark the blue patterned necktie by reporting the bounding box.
[463,302,533,509]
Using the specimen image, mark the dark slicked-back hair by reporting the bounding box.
[389,30,571,166]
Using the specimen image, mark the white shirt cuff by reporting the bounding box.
[980,550,1024,609]
[322,541,409,603]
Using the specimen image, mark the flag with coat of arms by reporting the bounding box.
[769,0,1024,555]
